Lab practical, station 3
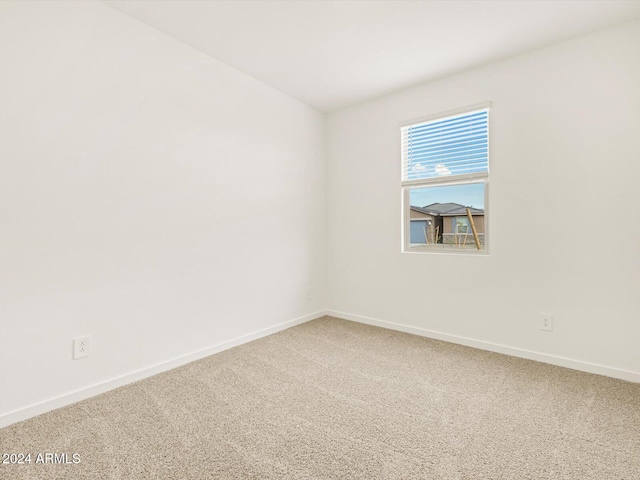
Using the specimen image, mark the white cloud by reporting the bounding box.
[434,163,451,176]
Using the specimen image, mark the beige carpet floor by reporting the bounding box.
[1,316,640,479]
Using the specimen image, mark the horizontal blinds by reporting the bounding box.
[402,109,488,182]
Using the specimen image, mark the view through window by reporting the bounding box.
[402,106,489,252]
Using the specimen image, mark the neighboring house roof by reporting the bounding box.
[411,202,484,217]
[410,206,440,216]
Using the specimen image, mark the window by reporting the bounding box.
[401,105,489,253]
[455,216,470,234]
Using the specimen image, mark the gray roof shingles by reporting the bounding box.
[410,202,483,216]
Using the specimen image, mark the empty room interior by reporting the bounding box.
[1,0,640,478]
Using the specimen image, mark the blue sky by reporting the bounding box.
[410,183,485,210]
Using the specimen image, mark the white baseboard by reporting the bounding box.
[0,310,327,429]
[5,309,636,429]
[327,310,640,384]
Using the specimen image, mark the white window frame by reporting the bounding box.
[401,103,490,255]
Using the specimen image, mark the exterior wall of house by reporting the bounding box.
[472,215,485,233]
[412,212,484,245]
[441,215,485,246]
[444,217,453,234]
[443,215,484,234]
[409,210,433,220]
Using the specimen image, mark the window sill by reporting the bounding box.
[402,245,490,256]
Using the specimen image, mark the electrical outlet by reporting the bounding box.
[305,288,312,301]
[73,336,91,359]
[540,314,554,332]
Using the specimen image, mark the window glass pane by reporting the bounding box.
[455,216,470,234]
[408,183,485,250]
[402,109,488,181]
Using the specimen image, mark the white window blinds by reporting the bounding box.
[401,108,489,182]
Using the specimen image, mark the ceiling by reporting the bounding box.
[103,0,640,112]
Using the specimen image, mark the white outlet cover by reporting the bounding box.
[540,314,554,332]
[73,336,91,359]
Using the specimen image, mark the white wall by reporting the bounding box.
[327,20,640,378]
[2,2,638,428]
[0,1,325,423]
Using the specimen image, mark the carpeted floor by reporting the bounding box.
[1,316,639,479]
